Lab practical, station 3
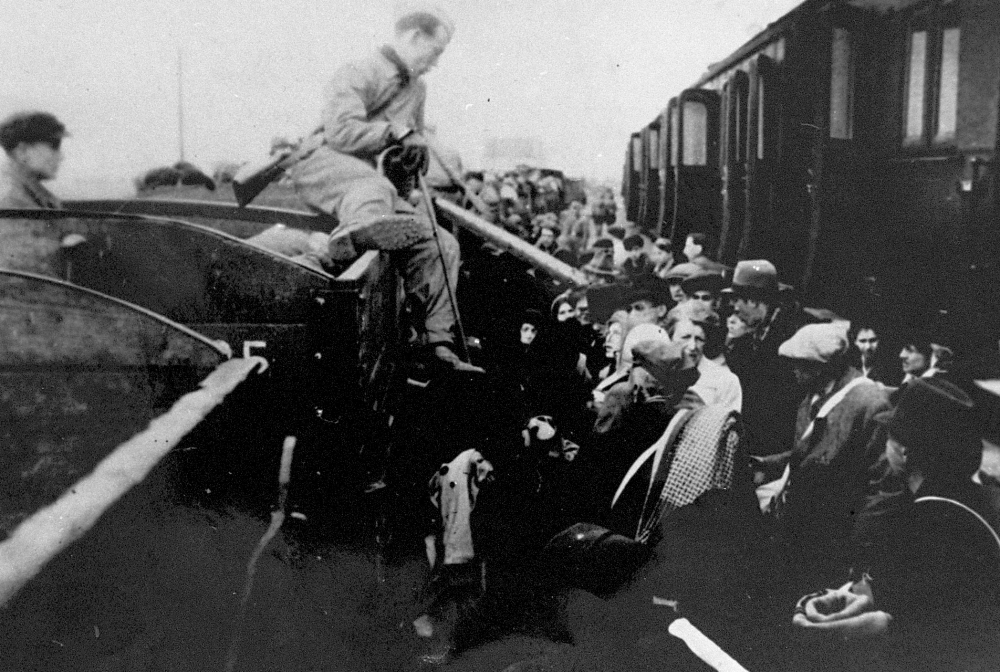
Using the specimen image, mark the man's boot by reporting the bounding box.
[328,213,428,261]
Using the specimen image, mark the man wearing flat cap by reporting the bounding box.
[662,261,702,304]
[724,259,810,460]
[286,5,481,372]
[765,322,891,589]
[681,269,725,312]
[0,111,67,209]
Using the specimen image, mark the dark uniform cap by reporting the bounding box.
[663,262,703,283]
[681,269,727,295]
[592,237,614,250]
[627,277,672,307]
[0,112,68,153]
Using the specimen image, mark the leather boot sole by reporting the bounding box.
[328,214,427,261]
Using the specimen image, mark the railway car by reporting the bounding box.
[0,201,402,522]
[625,0,1000,357]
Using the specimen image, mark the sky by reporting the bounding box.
[0,0,803,197]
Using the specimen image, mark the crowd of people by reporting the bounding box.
[4,4,999,668]
[409,208,1000,670]
[460,169,616,265]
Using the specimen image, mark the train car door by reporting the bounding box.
[625,133,642,224]
[670,89,721,252]
[657,105,675,237]
[740,55,779,259]
[718,70,749,265]
[641,119,663,233]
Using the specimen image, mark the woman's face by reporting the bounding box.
[726,313,750,341]
[556,301,575,322]
[520,323,538,346]
[899,345,929,376]
[672,319,706,369]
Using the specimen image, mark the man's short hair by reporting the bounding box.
[0,112,67,153]
[395,4,455,40]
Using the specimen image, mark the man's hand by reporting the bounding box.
[400,130,427,148]
[792,579,892,639]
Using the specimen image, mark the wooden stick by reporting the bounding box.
[434,199,589,287]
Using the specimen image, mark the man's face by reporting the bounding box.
[672,319,705,369]
[668,282,686,303]
[625,298,665,330]
[732,296,769,330]
[15,140,62,180]
[406,27,450,77]
[791,359,827,391]
[855,328,879,360]
[538,229,555,246]
[683,235,701,260]
[689,289,716,310]
[899,345,929,375]
[575,298,590,325]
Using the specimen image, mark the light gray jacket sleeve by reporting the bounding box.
[321,59,412,156]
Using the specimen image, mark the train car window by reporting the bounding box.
[659,112,670,170]
[904,30,929,144]
[670,102,680,167]
[764,37,786,63]
[649,129,660,170]
[935,27,960,142]
[756,75,766,160]
[830,28,855,140]
[631,136,642,172]
[683,102,708,166]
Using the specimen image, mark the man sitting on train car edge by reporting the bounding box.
[287,5,482,373]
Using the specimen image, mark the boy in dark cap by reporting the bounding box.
[0,111,67,209]
[621,233,654,280]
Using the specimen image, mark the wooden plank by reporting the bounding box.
[434,198,589,287]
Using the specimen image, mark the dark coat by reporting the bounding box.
[780,369,892,583]
[726,305,809,457]
[846,479,1000,671]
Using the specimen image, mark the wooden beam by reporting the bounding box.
[435,199,589,287]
